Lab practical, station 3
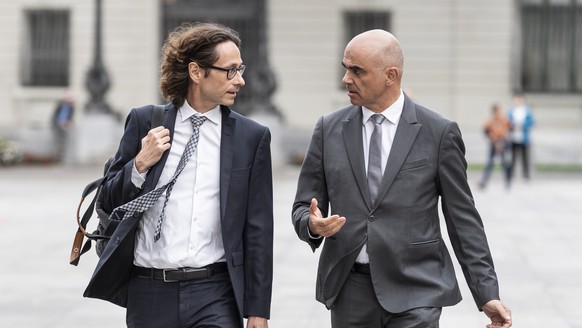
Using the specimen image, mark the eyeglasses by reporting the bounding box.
[205,65,246,80]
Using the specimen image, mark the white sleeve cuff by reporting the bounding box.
[131,162,147,188]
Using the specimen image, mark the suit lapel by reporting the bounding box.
[144,104,176,192]
[219,106,235,219]
[374,96,421,209]
[342,107,372,210]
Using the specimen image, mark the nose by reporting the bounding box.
[341,71,351,85]
[234,72,245,86]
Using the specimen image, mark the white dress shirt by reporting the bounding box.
[355,90,404,264]
[132,102,224,269]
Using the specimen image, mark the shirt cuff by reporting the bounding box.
[131,162,147,188]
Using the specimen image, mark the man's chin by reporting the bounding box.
[347,98,360,106]
[347,93,360,105]
[222,99,235,107]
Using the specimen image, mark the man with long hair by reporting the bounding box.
[84,22,273,328]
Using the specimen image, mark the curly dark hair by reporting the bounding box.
[159,22,241,108]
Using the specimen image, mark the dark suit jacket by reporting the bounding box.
[84,104,273,319]
[292,95,499,313]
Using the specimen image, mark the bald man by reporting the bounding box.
[292,29,512,327]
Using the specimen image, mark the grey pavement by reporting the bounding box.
[1,164,581,327]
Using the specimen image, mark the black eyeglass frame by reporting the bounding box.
[204,65,246,80]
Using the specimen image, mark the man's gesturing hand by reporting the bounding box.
[307,198,346,238]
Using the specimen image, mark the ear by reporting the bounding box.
[188,62,203,83]
[385,67,399,86]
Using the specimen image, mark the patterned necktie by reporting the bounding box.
[108,115,207,242]
[367,114,385,205]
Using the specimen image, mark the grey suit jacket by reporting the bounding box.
[292,95,499,313]
[84,104,274,319]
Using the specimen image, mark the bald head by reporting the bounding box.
[346,29,404,73]
[341,29,404,112]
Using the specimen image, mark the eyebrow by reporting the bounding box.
[342,62,362,71]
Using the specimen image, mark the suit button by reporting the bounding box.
[368,215,374,222]
[129,192,135,197]
[115,237,121,244]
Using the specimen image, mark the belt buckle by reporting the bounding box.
[163,269,180,282]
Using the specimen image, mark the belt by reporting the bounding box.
[352,262,371,275]
[133,262,228,282]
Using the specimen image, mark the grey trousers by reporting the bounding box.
[331,270,442,328]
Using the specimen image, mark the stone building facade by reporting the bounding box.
[1,0,581,164]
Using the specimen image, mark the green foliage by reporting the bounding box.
[0,137,23,165]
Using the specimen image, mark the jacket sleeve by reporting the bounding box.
[437,121,500,309]
[292,116,327,251]
[243,127,274,318]
[99,108,148,218]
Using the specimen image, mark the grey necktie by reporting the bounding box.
[367,114,385,205]
[108,115,207,242]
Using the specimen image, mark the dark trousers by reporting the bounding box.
[126,270,241,328]
[52,127,68,162]
[510,142,531,180]
[331,269,442,328]
[480,141,510,188]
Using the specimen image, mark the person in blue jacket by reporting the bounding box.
[507,92,535,182]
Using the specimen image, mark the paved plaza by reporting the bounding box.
[1,163,581,327]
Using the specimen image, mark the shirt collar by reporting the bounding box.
[179,101,221,125]
[361,89,404,125]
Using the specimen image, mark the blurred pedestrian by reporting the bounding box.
[51,89,75,161]
[507,92,535,181]
[479,103,511,190]
[292,29,512,327]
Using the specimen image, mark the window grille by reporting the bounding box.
[520,0,582,92]
[21,9,70,87]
